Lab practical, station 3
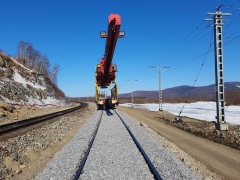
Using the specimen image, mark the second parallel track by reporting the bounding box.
[0,102,88,136]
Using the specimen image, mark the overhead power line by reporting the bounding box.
[122,1,240,92]
[157,22,212,67]
[177,31,214,118]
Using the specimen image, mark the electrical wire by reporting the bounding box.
[225,9,240,30]
[121,1,239,93]
[225,33,240,43]
[165,50,213,73]
[163,29,239,73]
[163,1,240,73]
[127,25,204,83]
[221,0,240,12]
[127,4,221,83]
[166,29,212,68]
[157,22,212,67]
[177,31,214,117]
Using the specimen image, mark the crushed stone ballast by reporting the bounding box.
[34,109,201,180]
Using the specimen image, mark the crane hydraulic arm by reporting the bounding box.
[95,14,124,88]
[95,14,124,109]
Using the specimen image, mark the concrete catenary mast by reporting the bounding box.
[205,9,231,131]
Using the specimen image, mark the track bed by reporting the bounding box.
[35,109,199,180]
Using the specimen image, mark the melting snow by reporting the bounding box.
[26,96,66,106]
[1,57,66,107]
[1,94,66,107]
[0,67,6,71]
[13,72,46,90]
[120,101,240,125]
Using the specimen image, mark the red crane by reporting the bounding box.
[95,14,124,109]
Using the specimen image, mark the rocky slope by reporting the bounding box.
[0,53,64,105]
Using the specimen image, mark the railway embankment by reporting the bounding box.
[0,104,95,180]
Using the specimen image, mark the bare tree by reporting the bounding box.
[40,55,50,77]
[17,41,32,65]
[15,41,60,86]
[50,64,60,84]
[31,50,41,70]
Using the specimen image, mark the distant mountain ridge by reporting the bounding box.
[119,82,240,99]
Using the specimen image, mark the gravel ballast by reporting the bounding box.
[115,109,201,180]
[79,110,154,179]
[0,105,95,180]
[34,110,101,180]
[34,109,201,180]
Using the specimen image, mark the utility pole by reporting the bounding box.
[127,80,138,107]
[205,9,231,131]
[150,66,169,111]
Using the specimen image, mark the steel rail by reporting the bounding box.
[0,102,88,135]
[114,109,162,180]
[74,109,161,180]
[74,110,103,180]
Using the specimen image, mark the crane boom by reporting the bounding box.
[96,14,124,88]
[103,14,121,82]
[95,14,124,110]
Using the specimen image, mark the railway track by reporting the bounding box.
[74,109,162,180]
[34,108,199,180]
[0,102,88,137]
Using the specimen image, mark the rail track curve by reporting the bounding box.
[0,102,88,135]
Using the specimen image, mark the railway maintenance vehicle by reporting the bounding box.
[95,14,124,109]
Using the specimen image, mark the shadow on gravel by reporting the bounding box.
[105,109,113,116]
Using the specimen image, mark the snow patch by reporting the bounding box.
[13,72,46,90]
[120,101,240,125]
[1,94,66,107]
[1,56,66,107]
[0,67,6,71]
[24,96,66,106]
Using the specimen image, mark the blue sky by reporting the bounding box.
[1,0,240,97]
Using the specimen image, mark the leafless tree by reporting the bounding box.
[17,41,32,64]
[15,41,59,85]
[39,55,50,77]
[50,64,60,84]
